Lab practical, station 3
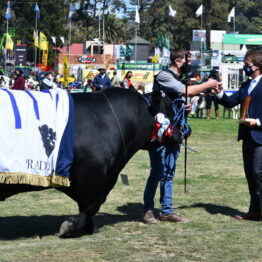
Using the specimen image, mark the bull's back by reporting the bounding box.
[71,89,153,177]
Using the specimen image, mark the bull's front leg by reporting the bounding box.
[58,197,103,237]
[58,212,98,237]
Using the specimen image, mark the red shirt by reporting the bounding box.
[13,76,25,90]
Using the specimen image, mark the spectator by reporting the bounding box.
[40,71,53,91]
[205,70,220,120]
[12,69,25,90]
[84,79,93,92]
[123,71,134,90]
[92,68,111,91]
[111,70,121,88]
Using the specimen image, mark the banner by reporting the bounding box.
[34,30,39,47]
[63,55,69,87]
[121,70,154,83]
[6,33,14,50]
[41,50,48,70]
[117,63,162,71]
[39,32,48,51]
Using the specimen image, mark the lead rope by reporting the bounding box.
[172,98,197,153]
[100,92,127,164]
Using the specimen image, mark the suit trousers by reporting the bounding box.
[242,136,262,213]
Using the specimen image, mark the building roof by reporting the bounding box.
[128,36,150,45]
[59,43,84,54]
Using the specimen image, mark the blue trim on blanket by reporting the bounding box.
[2,89,22,129]
[56,93,59,110]
[55,93,74,179]
[24,90,40,120]
[41,90,53,99]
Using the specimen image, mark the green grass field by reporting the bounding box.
[0,117,261,262]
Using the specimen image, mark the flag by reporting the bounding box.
[6,33,14,50]
[152,54,159,63]
[33,30,39,47]
[5,1,12,20]
[34,3,40,20]
[51,36,56,45]
[41,49,48,70]
[63,55,69,88]
[228,7,235,22]
[169,4,176,17]
[39,32,48,51]
[60,37,65,45]
[68,3,75,20]
[135,5,140,24]
[195,4,203,17]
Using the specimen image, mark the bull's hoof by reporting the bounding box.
[59,216,77,238]
[58,216,99,238]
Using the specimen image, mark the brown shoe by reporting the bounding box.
[234,212,261,221]
[160,213,189,223]
[143,210,157,224]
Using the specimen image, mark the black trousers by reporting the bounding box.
[242,136,262,213]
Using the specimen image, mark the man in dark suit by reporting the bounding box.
[216,50,262,221]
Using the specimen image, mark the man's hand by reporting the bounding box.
[206,78,219,88]
[241,119,257,128]
[185,103,192,115]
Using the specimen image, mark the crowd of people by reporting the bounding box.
[0,67,145,95]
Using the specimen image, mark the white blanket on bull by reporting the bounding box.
[0,88,74,187]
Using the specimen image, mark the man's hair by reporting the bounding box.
[170,48,189,64]
[245,50,262,71]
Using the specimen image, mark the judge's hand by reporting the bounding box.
[212,82,223,94]
[241,119,257,128]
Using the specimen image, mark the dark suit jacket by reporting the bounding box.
[219,76,262,144]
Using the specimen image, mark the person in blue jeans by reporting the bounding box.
[144,144,180,213]
[142,48,220,224]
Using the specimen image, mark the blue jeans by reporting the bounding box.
[144,145,180,215]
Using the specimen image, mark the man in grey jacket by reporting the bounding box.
[143,48,220,224]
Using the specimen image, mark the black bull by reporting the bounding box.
[0,88,164,237]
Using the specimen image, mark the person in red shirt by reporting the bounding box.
[12,69,25,90]
[123,71,134,89]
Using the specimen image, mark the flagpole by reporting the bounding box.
[99,13,101,41]
[35,14,38,68]
[200,13,203,66]
[135,27,138,62]
[233,14,235,34]
[69,20,72,65]
[5,19,9,75]
[54,39,57,72]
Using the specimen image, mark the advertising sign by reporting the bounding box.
[117,63,162,71]
[78,56,96,64]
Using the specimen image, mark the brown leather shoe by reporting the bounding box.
[160,213,189,223]
[234,212,262,221]
[142,210,157,224]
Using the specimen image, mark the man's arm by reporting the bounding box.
[92,76,100,89]
[157,71,219,97]
[187,79,219,96]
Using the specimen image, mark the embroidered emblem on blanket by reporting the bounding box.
[0,89,74,187]
[39,125,56,157]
